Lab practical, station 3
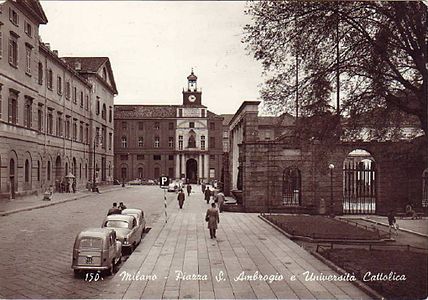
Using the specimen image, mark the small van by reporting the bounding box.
[72,228,122,276]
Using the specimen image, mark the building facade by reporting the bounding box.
[0,0,117,199]
[114,71,223,184]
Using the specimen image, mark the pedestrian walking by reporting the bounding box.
[205,203,219,239]
[177,189,185,209]
[202,183,206,194]
[388,210,398,236]
[72,179,76,193]
[204,187,211,204]
[186,184,192,196]
[216,190,225,213]
[107,203,121,215]
[118,202,127,211]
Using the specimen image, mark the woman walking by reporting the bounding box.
[205,203,219,239]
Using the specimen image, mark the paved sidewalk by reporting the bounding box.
[0,185,126,216]
[100,191,369,299]
[364,215,428,237]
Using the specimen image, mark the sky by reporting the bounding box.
[38,1,265,116]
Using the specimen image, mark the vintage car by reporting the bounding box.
[101,214,141,253]
[121,208,146,238]
[72,228,122,276]
[168,180,183,192]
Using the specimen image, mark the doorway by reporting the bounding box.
[186,159,198,184]
[9,158,15,199]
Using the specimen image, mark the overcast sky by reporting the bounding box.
[39,1,265,116]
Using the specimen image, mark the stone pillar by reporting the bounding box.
[204,154,209,180]
[181,155,186,179]
[198,154,203,180]
[175,154,180,179]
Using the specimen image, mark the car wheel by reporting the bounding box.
[73,269,80,278]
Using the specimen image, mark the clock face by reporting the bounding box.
[188,95,196,102]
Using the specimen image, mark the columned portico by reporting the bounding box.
[204,154,209,180]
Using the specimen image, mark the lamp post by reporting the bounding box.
[92,134,100,192]
[328,164,335,215]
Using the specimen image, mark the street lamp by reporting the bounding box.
[92,133,100,192]
[329,163,335,216]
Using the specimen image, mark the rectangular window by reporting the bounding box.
[80,123,84,142]
[201,136,206,150]
[66,81,71,99]
[37,104,43,131]
[101,126,106,148]
[38,62,43,84]
[201,109,206,118]
[210,137,215,148]
[138,137,144,147]
[223,141,228,152]
[8,35,18,67]
[57,76,62,95]
[95,127,100,146]
[9,8,19,25]
[210,122,215,130]
[86,95,89,110]
[24,21,32,37]
[178,135,183,150]
[72,120,77,140]
[56,113,62,136]
[24,97,32,128]
[108,106,112,122]
[168,122,174,130]
[189,122,195,128]
[65,116,70,138]
[73,87,77,104]
[137,155,145,160]
[154,136,160,148]
[80,91,84,107]
[85,124,89,144]
[25,46,31,74]
[109,132,112,150]
[168,155,174,161]
[47,109,53,135]
[138,121,144,130]
[209,168,215,179]
[8,90,18,124]
[178,108,183,117]
[153,155,161,161]
[47,69,53,90]
[168,137,174,148]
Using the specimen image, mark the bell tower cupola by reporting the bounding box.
[183,69,202,105]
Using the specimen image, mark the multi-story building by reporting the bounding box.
[0,0,117,199]
[114,71,223,184]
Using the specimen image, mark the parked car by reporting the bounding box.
[121,208,146,238]
[168,180,183,192]
[101,214,141,253]
[71,228,122,276]
[128,179,142,185]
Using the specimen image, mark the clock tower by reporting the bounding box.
[183,69,202,105]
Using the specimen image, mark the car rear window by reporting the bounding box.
[105,220,129,228]
[79,238,102,249]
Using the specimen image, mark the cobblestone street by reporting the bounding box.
[0,186,175,299]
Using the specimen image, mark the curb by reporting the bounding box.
[0,187,127,217]
[310,251,385,300]
[361,217,428,238]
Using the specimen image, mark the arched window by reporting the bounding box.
[423,169,428,208]
[121,136,127,148]
[283,167,301,206]
[25,159,30,183]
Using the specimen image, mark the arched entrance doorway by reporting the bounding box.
[186,159,198,184]
[9,158,15,199]
[343,149,376,214]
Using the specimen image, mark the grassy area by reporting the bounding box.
[321,248,428,300]
[265,215,381,240]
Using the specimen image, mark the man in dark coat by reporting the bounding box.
[186,184,192,196]
[201,183,206,194]
[205,203,220,239]
[177,189,185,209]
[107,203,121,215]
[204,187,211,204]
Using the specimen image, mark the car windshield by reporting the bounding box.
[79,237,102,249]
[105,220,129,228]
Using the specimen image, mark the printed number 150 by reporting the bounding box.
[85,272,101,282]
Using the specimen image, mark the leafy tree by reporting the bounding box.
[243,1,427,138]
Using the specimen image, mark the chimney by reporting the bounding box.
[75,62,81,71]
[45,43,50,50]
[53,50,58,56]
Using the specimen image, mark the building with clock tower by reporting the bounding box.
[114,71,223,184]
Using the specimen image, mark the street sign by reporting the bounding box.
[160,176,169,188]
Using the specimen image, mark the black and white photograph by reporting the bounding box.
[0,1,427,299]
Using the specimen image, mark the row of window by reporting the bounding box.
[8,7,33,38]
[120,135,215,149]
[120,121,217,130]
